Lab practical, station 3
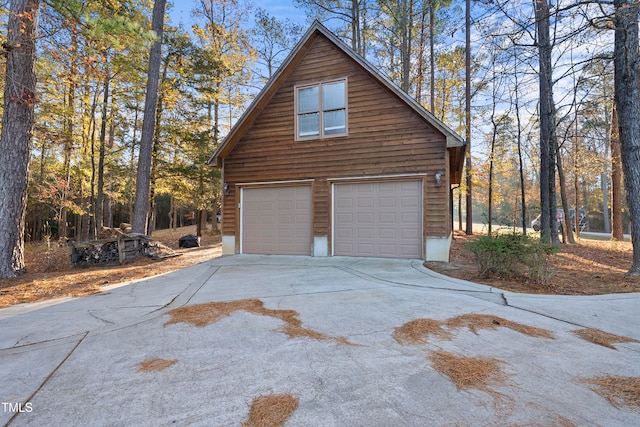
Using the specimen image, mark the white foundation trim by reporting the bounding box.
[313,236,328,256]
[222,235,236,255]
[425,234,452,262]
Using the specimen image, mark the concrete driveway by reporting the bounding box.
[1,255,639,426]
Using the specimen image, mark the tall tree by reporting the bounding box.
[253,8,303,81]
[613,0,640,275]
[534,0,559,245]
[294,0,369,56]
[0,0,41,278]
[464,0,472,235]
[511,45,527,235]
[610,104,623,241]
[132,0,167,234]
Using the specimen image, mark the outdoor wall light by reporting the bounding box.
[223,182,230,196]
[434,171,443,187]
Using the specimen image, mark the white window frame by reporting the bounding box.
[295,78,348,141]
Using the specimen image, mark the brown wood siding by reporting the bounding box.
[222,34,449,241]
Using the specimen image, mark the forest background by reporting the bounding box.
[0,0,632,257]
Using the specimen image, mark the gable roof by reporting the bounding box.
[208,20,465,168]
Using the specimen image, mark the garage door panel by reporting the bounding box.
[379,213,396,223]
[402,212,420,222]
[357,243,375,255]
[334,180,422,259]
[242,186,311,255]
[378,196,396,207]
[358,197,374,208]
[401,196,419,207]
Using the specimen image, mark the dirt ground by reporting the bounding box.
[426,231,640,295]
[1,228,639,309]
[0,226,221,309]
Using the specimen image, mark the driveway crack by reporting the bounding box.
[5,332,88,426]
[88,310,116,325]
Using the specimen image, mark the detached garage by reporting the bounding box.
[208,22,465,261]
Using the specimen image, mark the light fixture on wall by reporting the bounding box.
[434,171,443,187]
[223,182,230,196]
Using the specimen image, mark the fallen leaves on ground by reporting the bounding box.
[242,394,299,427]
[0,227,221,309]
[425,231,640,295]
[165,298,355,345]
[573,328,640,350]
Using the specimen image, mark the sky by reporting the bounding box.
[168,0,308,28]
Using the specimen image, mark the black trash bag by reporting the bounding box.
[179,234,200,248]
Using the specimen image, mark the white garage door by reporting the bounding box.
[241,186,312,255]
[333,180,422,258]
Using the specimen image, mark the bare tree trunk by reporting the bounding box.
[103,118,117,228]
[488,128,496,236]
[573,119,582,239]
[415,3,427,104]
[610,105,624,241]
[535,0,559,245]
[350,0,362,55]
[129,103,139,223]
[430,0,435,113]
[513,49,526,235]
[464,0,473,235]
[487,56,498,236]
[60,27,78,243]
[0,0,40,278]
[602,110,612,235]
[458,191,462,231]
[614,0,640,274]
[132,0,167,234]
[400,0,412,93]
[556,142,575,243]
[89,88,99,240]
[97,69,110,231]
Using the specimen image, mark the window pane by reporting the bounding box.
[323,81,345,110]
[299,112,319,137]
[323,109,346,135]
[298,86,319,113]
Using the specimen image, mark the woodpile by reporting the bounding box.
[70,228,180,267]
[71,239,122,266]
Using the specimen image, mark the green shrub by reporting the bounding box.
[466,233,557,285]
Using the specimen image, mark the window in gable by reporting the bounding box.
[296,79,347,140]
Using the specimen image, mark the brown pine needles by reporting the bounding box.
[573,328,640,350]
[392,318,452,344]
[242,394,299,427]
[393,314,555,345]
[579,376,640,411]
[165,298,354,345]
[138,358,177,372]
[429,350,510,393]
